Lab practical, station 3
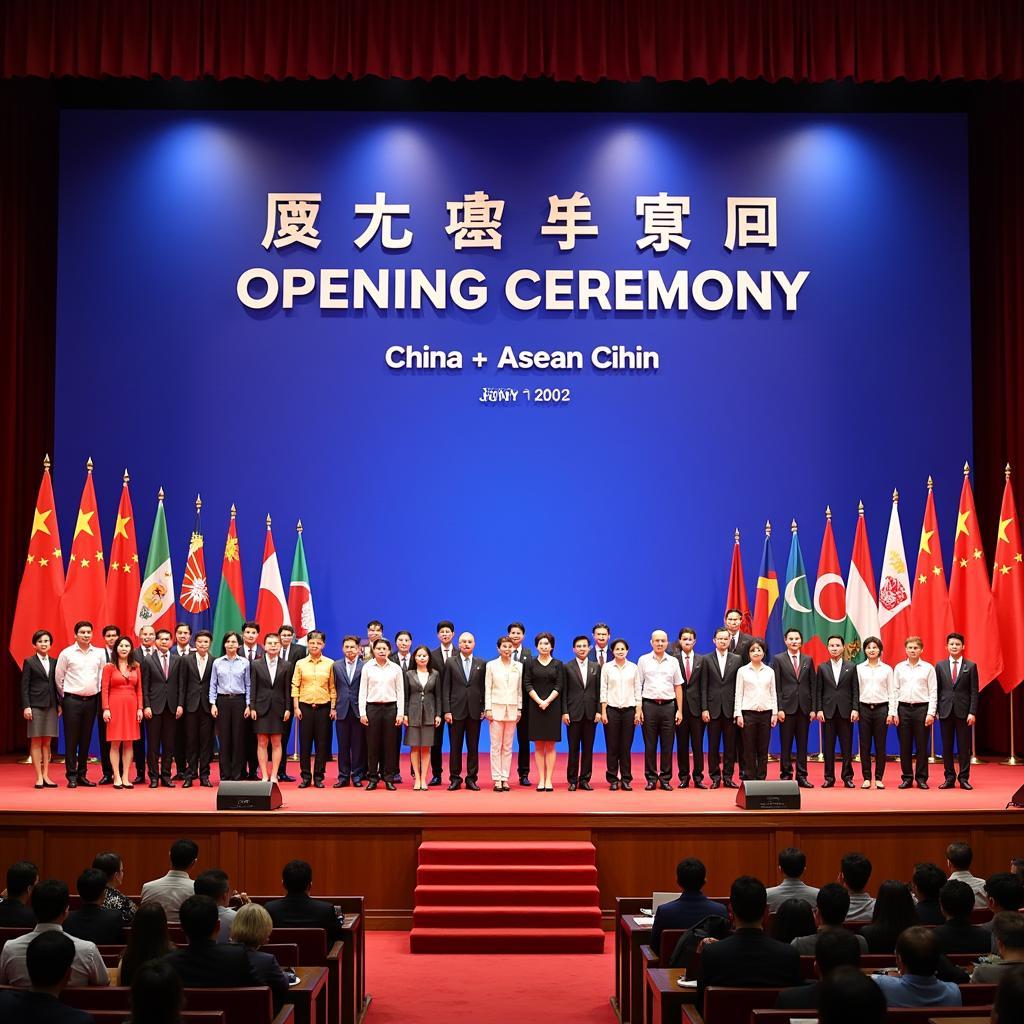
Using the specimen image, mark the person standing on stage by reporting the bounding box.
[249,633,292,784]
[359,638,404,791]
[274,625,302,783]
[55,621,106,789]
[525,631,563,792]
[562,634,601,791]
[174,629,215,787]
[508,622,533,787]
[590,623,612,668]
[21,629,60,789]
[815,634,859,789]
[333,636,364,788]
[637,630,683,791]
[291,630,335,789]
[130,624,156,784]
[725,608,755,781]
[674,628,706,789]
[169,623,193,781]
[772,627,816,789]
[735,639,778,780]
[701,627,741,789]
[485,636,523,792]
[142,629,181,789]
[210,632,251,782]
[936,633,979,791]
[892,636,937,790]
[388,630,414,785]
[404,645,441,790]
[599,638,640,791]
[856,636,896,790]
[427,620,456,787]
[442,632,486,791]
[239,622,264,781]
[101,636,143,789]
[362,619,385,661]
[96,624,120,785]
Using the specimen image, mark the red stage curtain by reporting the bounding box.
[3,0,1023,84]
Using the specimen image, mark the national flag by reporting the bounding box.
[993,464,1024,692]
[877,490,913,657]
[179,494,211,633]
[287,520,316,639]
[909,478,954,660]
[9,456,66,663]
[725,528,752,633]
[106,470,141,642]
[211,505,246,653]
[949,464,1003,688]
[751,521,782,655]
[782,520,816,653]
[807,507,856,665]
[254,514,290,639]
[846,501,880,663]
[60,458,107,640]
[135,488,176,637]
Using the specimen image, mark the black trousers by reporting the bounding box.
[940,715,971,782]
[146,709,177,781]
[740,710,772,780]
[428,721,444,780]
[567,716,597,785]
[706,714,737,782]
[184,708,214,781]
[897,702,929,783]
[215,695,247,781]
[604,707,636,783]
[642,700,675,784]
[280,712,295,771]
[676,709,705,784]
[173,715,188,775]
[62,694,98,780]
[298,702,331,781]
[243,716,258,779]
[132,735,147,779]
[735,721,747,780]
[778,709,810,781]
[448,717,481,784]
[95,712,113,778]
[823,714,854,783]
[516,704,532,778]
[392,724,403,780]
[858,702,890,780]
[366,702,398,782]
[334,711,366,782]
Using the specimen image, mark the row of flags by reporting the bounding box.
[725,464,1024,693]
[7,458,317,663]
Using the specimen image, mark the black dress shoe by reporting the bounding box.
[182,779,193,788]
[172,772,185,781]
[366,780,378,791]
[353,779,364,788]
[644,781,656,791]
[384,780,396,791]
[659,781,672,791]
[132,775,145,785]
[621,781,632,791]
[298,780,311,789]
[959,780,973,790]
[200,779,213,788]
[723,779,738,789]
[314,779,325,788]
[694,781,707,790]
[797,779,813,789]
[519,776,531,787]
[278,772,295,782]
[898,780,913,789]
[98,775,113,785]
[466,781,480,791]
[78,777,96,787]
[149,779,159,789]
[67,779,77,789]
[779,775,792,781]
[568,783,577,792]
[822,780,835,788]
[392,775,403,784]
[334,778,350,788]
[678,780,690,789]
[710,780,721,790]
[160,779,175,788]
[938,780,956,790]
[917,780,929,790]
[447,781,462,791]
[609,781,619,791]
[579,781,593,791]
[843,780,855,788]
[428,776,442,787]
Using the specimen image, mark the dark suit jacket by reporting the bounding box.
[20,655,58,709]
[0,897,35,927]
[442,655,487,720]
[172,652,214,714]
[264,892,341,944]
[915,898,945,925]
[673,651,705,717]
[241,644,265,663]
[280,643,307,666]
[698,927,802,1009]
[249,656,293,719]
[700,651,742,718]
[404,668,441,725]
[133,645,156,664]
[63,903,126,946]
[771,652,817,715]
[728,630,756,664]
[932,918,993,954]
[650,891,727,955]
[142,651,179,714]
[0,990,95,1023]
[429,646,457,677]
[816,660,859,719]
[935,658,979,719]
[775,982,820,1009]
[562,659,601,721]
[163,939,259,987]
[390,651,415,675]
[244,946,290,1010]
[334,658,363,720]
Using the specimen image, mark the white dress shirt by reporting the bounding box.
[893,659,937,715]
[54,643,105,697]
[735,663,778,713]
[358,660,405,717]
[600,660,642,709]
[857,661,896,715]
[948,869,989,910]
[637,652,683,701]
[0,923,109,987]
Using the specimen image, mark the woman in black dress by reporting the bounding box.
[250,634,291,783]
[524,632,563,791]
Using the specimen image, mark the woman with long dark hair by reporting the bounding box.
[861,880,919,953]
[119,904,173,986]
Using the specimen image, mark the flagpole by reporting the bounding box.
[289,518,303,763]
[1003,690,1020,766]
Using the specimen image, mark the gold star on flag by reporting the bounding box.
[80,558,90,568]
[69,553,76,563]
[31,507,52,538]
[132,554,139,563]
[919,527,934,554]
[956,509,971,537]
[113,514,131,539]
[918,574,927,584]
[94,550,103,561]
[932,566,942,576]
[74,508,95,539]
[111,560,120,571]
[1000,564,1011,575]
[39,557,48,567]
[122,564,131,574]
[960,558,968,568]
[26,554,34,564]
[973,548,983,559]
[1017,553,1023,563]
[53,548,61,558]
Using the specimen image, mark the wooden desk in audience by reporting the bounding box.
[287,966,328,1024]
[613,897,649,1023]
[643,967,694,1024]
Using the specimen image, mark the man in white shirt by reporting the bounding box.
[840,852,876,922]
[140,839,200,923]
[0,879,109,987]
[767,847,820,912]
[55,620,106,788]
[637,630,683,791]
[892,636,937,790]
[946,841,989,910]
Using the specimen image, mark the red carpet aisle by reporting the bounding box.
[410,841,604,952]
[366,930,612,1023]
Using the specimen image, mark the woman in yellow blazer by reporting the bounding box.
[485,636,523,792]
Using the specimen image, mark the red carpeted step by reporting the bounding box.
[409,927,606,954]
[416,863,598,885]
[414,884,601,906]
[412,905,603,928]
[417,840,596,865]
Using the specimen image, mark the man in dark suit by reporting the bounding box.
[162,895,259,987]
[674,627,706,788]
[334,635,365,787]
[239,621,264,780]
[650,857,727,956]
[95,624,121,784]
[169,622,193,780]
[275,625,305,782]
[264,859,341,944]
[698,875,802,1011]
[562,635,601,791]
[173,630,216,787]
[131,625,157,783]
[933,880,993,954]
[508,621,534,785]
[936,632,979,790]
[774,928,863,1010]
[772,627,817,788]
[0,861,37,927]
[142,629,182,788]
[442,632,486,791]
[724,608,758,780]
[0,930,95,1024]
[700,628,742,788]
[815,634,859,788]
[62,869,124,946]
[427,620,457,786]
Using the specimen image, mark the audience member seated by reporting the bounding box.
[118,904,174,987]
[946,840,988,909]
[817,965,886,1024]
[911,862,948,925]
[0,879,109,987]
[860,879,919,953]
[127,957,183,1024]
[775,927,862,1010]
[1010,858,1024,882]
[92,851,138,924]
[873,926,962,1008]
[992,964,1024,1024]
[162,895,259,988]
[791,884,869,956]
[650,857,727,955]
[697,875,801,1010]
[230,903,291,1011]
[141,839,199,925]
[766,847,819,912]
[0,931,97,1024]
[63,868,126,946]
[972,912,1024,984]
[983,873,1024,951]
[839,852,875,922]
[770,897,816,945]
[265,859,342,944]
[934,879,994,954]
[194,868,248,943]
[0,860,38,927]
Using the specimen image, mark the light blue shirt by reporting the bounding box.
[874,973,962,1008]
[210,655,250,705]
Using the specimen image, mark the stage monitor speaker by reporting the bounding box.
[1006,784,1024,810]
[736,780,800,810]
[216,780,282,811]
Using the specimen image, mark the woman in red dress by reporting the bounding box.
[102,636,144,789]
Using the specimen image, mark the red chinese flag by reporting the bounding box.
[106,472,141,642]
[909,479,954,660]
[60,461,107,640]
[949,466,1004,688]
[725,530,752,633]
[993,466,1024,692]
[9,458,66,662]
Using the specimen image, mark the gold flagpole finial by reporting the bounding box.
[86,457,94,473]
[195,494,202,511]
[297,519,303,534]
[123,468,130,484]
[963,461,971,477]
[927,475,933,491]
[892,488,899,503]
[825,505,832,521]
[734,527,740,544]
[765,520,772,537]
[157,486,165,501]
[791,519,798,533]
[230,503,237,519]
[43,454,51,471]
[858,500,864,516]
[266,513,272,528]
[1006,463,1012,481]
